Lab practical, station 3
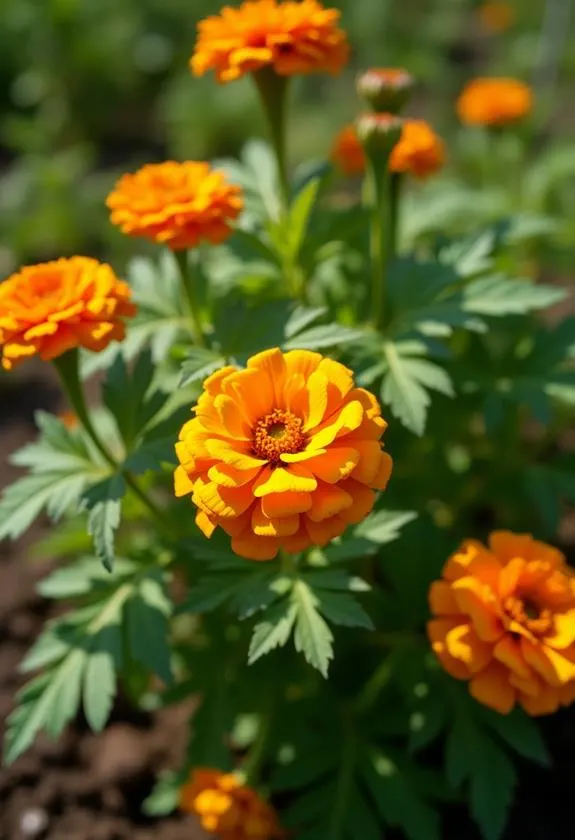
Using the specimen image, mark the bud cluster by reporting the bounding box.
[355,67,414,160]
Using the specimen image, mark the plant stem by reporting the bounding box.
[242,690,276,787]
[328,710,356,840]
[356,653,395,715]
[367,160,387,331]
[53,350,170,533]
[174,250,206,347]
[388,172,401,266]
[253,68,290,213]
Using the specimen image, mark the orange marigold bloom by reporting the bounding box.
[456,77,533,126]
[428,531,575,716]
[330,125,366,176]
[191,0,349,84]
[106,161,243,251]
[174,348,392,561]
[478,2,515,33]
[58,410,79,429]
[179,768,284,840]
[389,119,445,179]
[331,119,444,180]
[0,257,136,371]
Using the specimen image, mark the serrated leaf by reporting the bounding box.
[283,323,365,351]
[464,274,566,316]
[126,571,172,684]
[382,342,454,435]
[82,647,117,732]
[180,347,227,387]
[284,177,322,259]
[83,475,125,571]
[479,706,551,767]
[315,590,374,630]
[248,599,298,664]
[292,580,334,677]
[284,305,327,339]
[356,509,418,543]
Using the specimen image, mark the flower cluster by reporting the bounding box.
[180,768,284,840]
[174,348,392,560]
[428,531,575,715]
[0,257,135,370]
[107,161,243,251]
[191,0,349,83]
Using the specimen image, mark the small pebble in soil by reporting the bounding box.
[20,808,49,838]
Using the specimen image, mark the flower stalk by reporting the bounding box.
[174,250,206,347]
[253,68,291,213]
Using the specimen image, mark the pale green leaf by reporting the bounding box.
[248,599,298,664]
[292,580,334,677]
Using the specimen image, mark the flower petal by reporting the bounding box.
[469,662,515,714]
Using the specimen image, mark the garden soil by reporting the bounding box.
[1,370,575,840]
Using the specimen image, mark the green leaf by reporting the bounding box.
[439,229,496,278]
[478,706,551,767]
[314,590,374,630]
[283,323,366,351]
[82,645,117,732]
[463,274,566,316]
[248,599,298,664]
[82,474,126,571]
[381,341,454,435]
[525,463,575,534]
[103,350,166,448]
[143,771,180,817]
[126,571,172,684]
[179,346,227,387]
[292,579,334,677]
[284,177,322,259]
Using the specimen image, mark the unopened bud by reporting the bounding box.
[355,113,403,160]
[357,68,415,114]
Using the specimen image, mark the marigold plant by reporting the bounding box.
[1,4,574,840]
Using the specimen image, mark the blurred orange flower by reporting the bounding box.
[428,531,575,715]
[478,2,515,33]
[107,161,243,251]
[389,119,445,178]
[58,411,79,429]
[331,119,444,179]
[180,768,284,840]
[174,348,392,561]
[330,125,366,175]
[0,258,135,371]
[191,0,349,83]
[456,77,532,126]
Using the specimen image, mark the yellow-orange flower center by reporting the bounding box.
[253,409,306,462]
[504,593,552,636]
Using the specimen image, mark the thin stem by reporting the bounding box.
[174,250,206,347]
[388,172,401,266]
[328,709,356,840]
[53,350,171,534]
[253,68,290,212]
[356,653,395,715]
[366,160,387,331]
[242,690,276,788]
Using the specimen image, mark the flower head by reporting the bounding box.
[174,348,392,561]
[356,112,403,160]
[180,768,283,840]
[428,531,575,715]
[0,257,136,371]
[356,67,415,113]
[456,77,532,126]
[107,161,243,251]
[478,2,515,33]
[191,0,349,83]
[389,119,445,178]
[330,125,366,176]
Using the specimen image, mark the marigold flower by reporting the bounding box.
[478,2,515,33]
[191,0,349,84]
[389,119,445,178]
[106,161,243,251]
[179,768,283,840]
[0,257,136,371]
[330,125,366,176]
[331,119,444,180]
[428,531,575,716]
[456,77,532,126]
[174,348,392,561]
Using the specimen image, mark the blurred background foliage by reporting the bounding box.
[0,0,573,274]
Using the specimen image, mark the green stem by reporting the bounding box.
[356,654,395,715]
[53,350,170,533]
[366,160,387,331]
[328,710,356,840]
[388,172,401,266]
[174,250,206,347]
[253,68,290,212]
[242,691,276,787]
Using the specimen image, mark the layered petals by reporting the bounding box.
[107,161,243,250]
[191,0,349,84]
[174,348,392,560]
[180,768,284,839]
[427,531,575,715]
[457,77,533,126]
[0,257,135,370]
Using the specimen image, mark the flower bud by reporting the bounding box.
[356,68,415,114]
[355,113,403,160]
